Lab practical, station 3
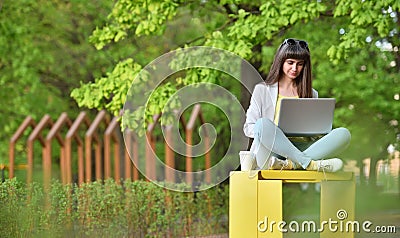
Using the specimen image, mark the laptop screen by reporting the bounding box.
[277,98,336,137]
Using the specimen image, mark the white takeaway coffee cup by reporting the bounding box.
[239,151,255,171]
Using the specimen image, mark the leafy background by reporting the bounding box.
[0,0,399,201]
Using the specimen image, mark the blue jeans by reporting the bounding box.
[251,118,351,169]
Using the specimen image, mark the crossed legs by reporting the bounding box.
[251,118,351,170]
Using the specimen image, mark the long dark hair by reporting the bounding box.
[265,39,312,98]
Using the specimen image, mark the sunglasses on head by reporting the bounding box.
[282,38,309,50]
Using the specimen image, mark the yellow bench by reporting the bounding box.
[229,170,355,238]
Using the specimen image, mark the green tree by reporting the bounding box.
[0,0,137,164]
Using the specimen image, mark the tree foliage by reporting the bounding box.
[0,0,396,189]
[71,0,399,157]
[0,0,137,161]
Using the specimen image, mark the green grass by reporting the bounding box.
[0,178,229,238]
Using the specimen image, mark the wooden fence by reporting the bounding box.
[8,104,211,187]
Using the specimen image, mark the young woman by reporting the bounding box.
[243,38,351,172]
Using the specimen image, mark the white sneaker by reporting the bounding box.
[314,158,343,172]
[267,156,293,170]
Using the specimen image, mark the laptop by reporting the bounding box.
[277,98,336,137]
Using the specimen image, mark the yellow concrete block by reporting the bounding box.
[229,171,355,238]
[257,180,283,238]
[229,171,258,238]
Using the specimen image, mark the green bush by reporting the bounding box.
[0,178,229,238]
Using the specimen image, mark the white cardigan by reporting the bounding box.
[243,82,318,138]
